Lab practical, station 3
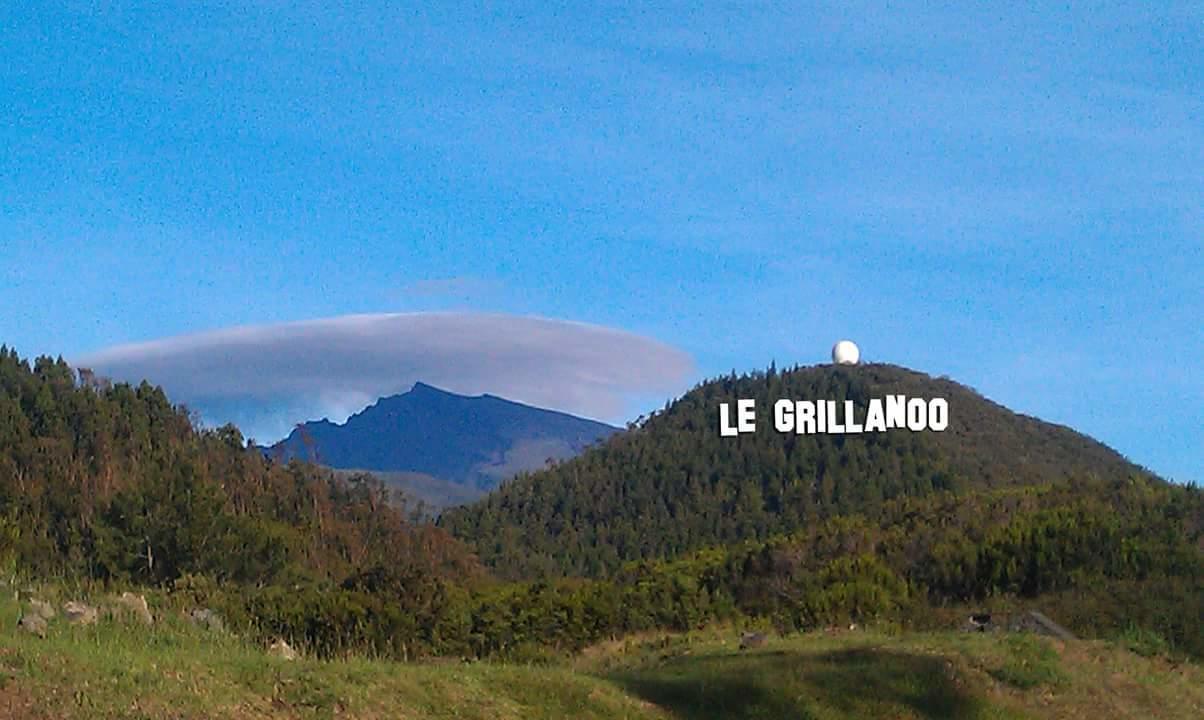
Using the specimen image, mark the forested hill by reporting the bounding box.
[0,347,481,588]
[441,362,1153,579]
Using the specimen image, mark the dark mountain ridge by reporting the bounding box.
[266,382,618,490]
[441,362,1153,579]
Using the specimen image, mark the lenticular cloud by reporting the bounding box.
[74,312,695,442]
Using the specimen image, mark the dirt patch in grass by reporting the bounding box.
[0,677,54,720]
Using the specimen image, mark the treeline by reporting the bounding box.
[178,477,1203,660]
[441,363,1149,579]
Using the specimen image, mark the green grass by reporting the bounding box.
[2,591,1201,719]
[985,634,1068,690]
[608,646,998,719]
[0,589,660,720]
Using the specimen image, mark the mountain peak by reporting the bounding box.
[410,381,451,395]
[266,384,619,496]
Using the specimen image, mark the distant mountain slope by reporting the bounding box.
[441,363,1153,579]
[266,382,618,490]
[330,468,487,513]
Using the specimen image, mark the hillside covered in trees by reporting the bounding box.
[441,363,1153,579]
[452,477,1203,659]
[1,346,1199,663]
[0,346,481,591]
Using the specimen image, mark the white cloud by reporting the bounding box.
[74,312,695,442]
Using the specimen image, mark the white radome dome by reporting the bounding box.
[832,340,860,365]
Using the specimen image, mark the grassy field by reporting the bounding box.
[1,592,1200,719]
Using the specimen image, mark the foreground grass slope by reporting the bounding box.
[0,595,656,720]
[2,595,1200,720]
[584,629,1204,720]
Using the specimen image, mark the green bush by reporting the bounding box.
[1119,625,1171,658]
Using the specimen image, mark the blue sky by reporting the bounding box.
[1,3,1200,481]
